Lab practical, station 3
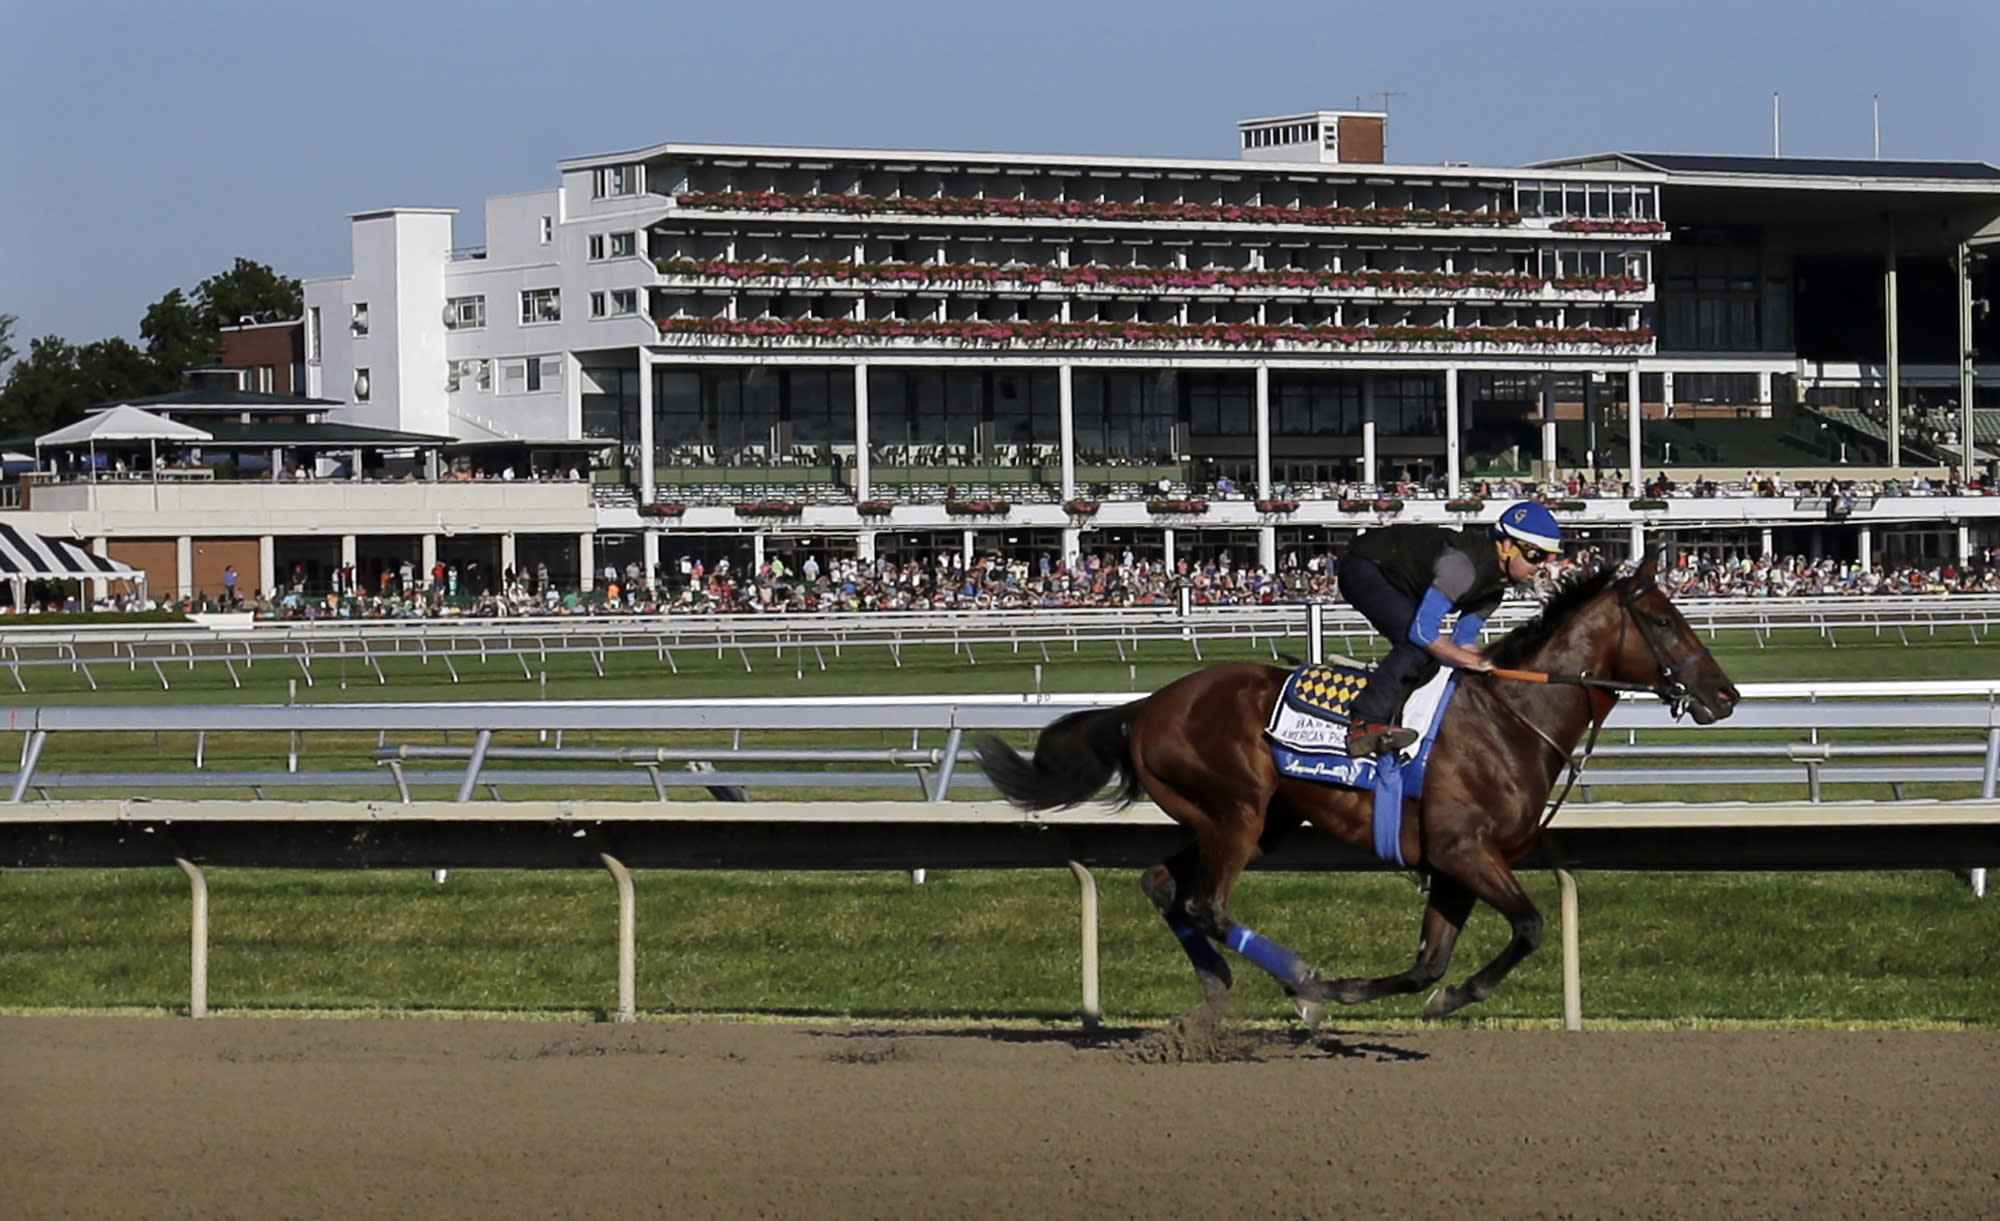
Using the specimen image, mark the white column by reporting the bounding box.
[1859,526,1873,571]
[176,535,193,600]
[1662,370,1676,421]
[1629,521,1645,561]
[1627,366,1643,490]
[579,532,594,590]
[637,349,655,502]
[1062,525,1082,569]
[1541,372,1557,479]
[1756,370,1773,420]
[853,362,871,501]
[1444,368,1461,497]
[1886,222,1902,469]
[857,530,877,563]
[1254,363,1272,499]
[1959,521,1972,565]
[258,535,275,600]
[420,535,438,591]
[641,530,661,589]
[751,533,765,573]
[1162,527,1176,572]
[500,533,518,585]
[1058,364,1076,502]
[1361,375,1378,487]
[1760,526,1774,557]
[1258,525,1277,572]
[961,529,975,570]
[340,535,357,569]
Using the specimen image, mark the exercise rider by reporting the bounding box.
[1336,501,1563,756]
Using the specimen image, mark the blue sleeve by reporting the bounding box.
[1407,587,1453,646]
[1451,612,1486,646]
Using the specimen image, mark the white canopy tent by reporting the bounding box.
[36,405,214,480]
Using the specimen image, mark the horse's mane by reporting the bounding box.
[1484,564,1624,667]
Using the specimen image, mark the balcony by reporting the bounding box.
[19,477,598,535]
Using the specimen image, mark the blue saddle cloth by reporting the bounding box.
[1263,662,1459,867]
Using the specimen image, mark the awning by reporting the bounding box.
[0,523,138,581]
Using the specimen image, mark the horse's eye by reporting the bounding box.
[1653,614,1675,629]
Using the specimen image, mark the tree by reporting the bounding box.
[0,334,169,439]
[140,288,217,372]
[0,313,16,374]
[196,258,302,329]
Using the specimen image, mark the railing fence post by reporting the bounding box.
[1067,861,1101,1031]
[174,857,209,1019]
[600,852,636,1023]
[1556,869,1581,1031]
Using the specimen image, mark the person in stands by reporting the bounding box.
[1337,501,1562,755]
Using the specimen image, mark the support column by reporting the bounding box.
[1162,527,1176,572]
[961,529,974,570]
[1361,375,1378,487]
[1058,364,1076,502]
[500,533,518,587]
[1541,372,1557,480]
[1886,221,1902,469]
[1859,525,1873,572]
[1958,240,1978,489]
[857,530,877,564]
[1959,521,1973,565]
[420,534,438,593]
[641,531,661,590]
[853,362,871,502]
[1629,521,1645,561]
[637,349,655,502]
[751,533,766,573]
[1062,526,1082,570]
[1627,366,1643,491]
[258,535,275,601]
[176,536,193,600]
[1444,368,1461,498]
[1760,526,1774,557]
[579,531,594,591]
[340,535,357,570]
[1254,363,1272,499]
[1662,370,1676,423]
[1258,526,1277,572]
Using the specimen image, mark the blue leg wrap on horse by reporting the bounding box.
[1172,919,1229,976]
[1223,925,1309,984]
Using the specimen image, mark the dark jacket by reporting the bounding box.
[1346,523,1508,617]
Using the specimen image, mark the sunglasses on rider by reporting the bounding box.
[1514,543,1553,565]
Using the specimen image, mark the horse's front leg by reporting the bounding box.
[1319,874,1476,1006]
[1421,845,1544,1018]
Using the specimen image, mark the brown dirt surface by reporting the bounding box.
[3,1015,1996,1220]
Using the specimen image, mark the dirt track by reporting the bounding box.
[3,1016,1995,1220]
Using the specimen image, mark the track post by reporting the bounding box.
[175,857,209,1019]
[1067,861,1101,1031]
[600,853,636,1023]
[1556,869,1580,1031]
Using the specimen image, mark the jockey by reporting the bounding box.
[1337,500,1562,755]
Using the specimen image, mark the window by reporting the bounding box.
[590,291,606,318]
[589,234,605,260]
[353,367,371,402]
[609,289,637,316]
[539,216,553,244]
[307,307,321,363]
[593,164,640,198]
[445,295,486,330]
[609,230,637,258]
[521,288,560,324]
[350,303,369,336]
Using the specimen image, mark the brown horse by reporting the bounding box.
[975,552,1739,1021]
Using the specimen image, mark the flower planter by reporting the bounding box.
[637,502,687,519]
[1063,500,1101,516]
[1628,499,1670,511]
[1546,499,1588,512]
[855,501,895,517]
[1342,499,1404,513]
[735,502,806,518]
[944,500,1011,516]
[1445,499,1485,513]
[1255,500,1300,514]
[678,190,1522,231]
[1146,499,1211,515]
[658,315,1654,351]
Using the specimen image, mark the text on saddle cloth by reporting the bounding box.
[1265,663,1453,761]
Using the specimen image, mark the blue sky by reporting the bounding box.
[3,0,1994,353]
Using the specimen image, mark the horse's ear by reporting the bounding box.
[1633,547,1661,583]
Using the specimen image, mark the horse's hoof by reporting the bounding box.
[1422,986,1463,1018]
[1291,994,1326,1029]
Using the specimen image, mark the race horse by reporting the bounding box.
[975,552,1740,1021]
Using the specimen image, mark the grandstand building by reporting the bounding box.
[23,112,2000,602]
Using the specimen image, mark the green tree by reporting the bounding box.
[0,313,16,373]
[0,334,168,439]
[139,288,216,372]
[196,257,302,329]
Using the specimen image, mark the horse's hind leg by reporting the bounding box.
[1422,846,1544,1018]
[1320,874,1477,1006]
[1140,851,1232,1003]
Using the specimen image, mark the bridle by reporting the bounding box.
[1614,575,1716,721]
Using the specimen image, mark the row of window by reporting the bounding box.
[441,287,641,330]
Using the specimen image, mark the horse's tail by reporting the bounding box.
[974,701,1146,811]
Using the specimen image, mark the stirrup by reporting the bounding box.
[1347,722,1417,757]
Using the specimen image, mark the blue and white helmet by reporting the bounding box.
[1492,501,1563,552]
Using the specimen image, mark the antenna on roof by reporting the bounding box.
[1873,94,1881,159]
[1353,90,1405,113]
[1772,92,1782,157]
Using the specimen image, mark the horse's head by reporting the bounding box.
[1605,550,1740,724]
